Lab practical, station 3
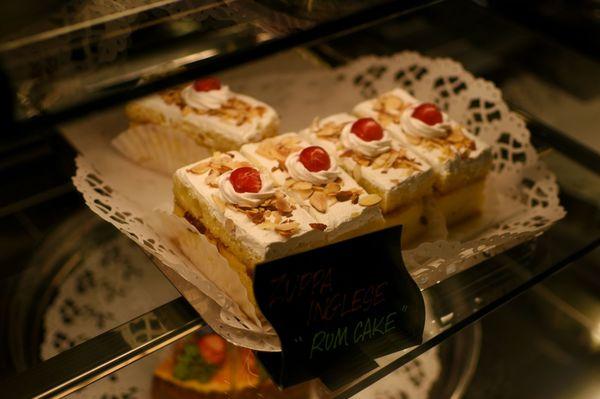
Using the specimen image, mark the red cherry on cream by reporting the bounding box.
[193,77,221,92]
[351,118,384,141]
[230,167,262,193]
[411,103,443,126]
[197,334,226,365]
[299,146,331,172]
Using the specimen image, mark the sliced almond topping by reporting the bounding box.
[371,152,389,169]
[324,182,341,194]
[205,169,219,187]
[188,162,211,175]
[359,194,382,207]
[310,223,327,231]
[257,221,275,230]
[297,189,313,200]
[352,164,362,181]
[275,221,299,231]
[335,191,353,202]
[275,195,293,214]
[383,94,404,110]
[291,181,312,191]
[309,190,328,213]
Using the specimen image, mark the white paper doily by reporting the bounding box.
[39,215,441,399]
[69,51,565,350]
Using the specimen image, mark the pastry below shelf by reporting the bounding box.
[152,332,311,399]
[126,77,279,152]
[353,88,493,224]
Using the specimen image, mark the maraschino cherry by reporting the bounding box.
[299,146,331,172]
[230,167,262,193]
[412,103,443,125]
[197,334,226,365]
[351,118,384,141]
[193,77,221,92]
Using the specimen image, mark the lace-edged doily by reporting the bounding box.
[72,51,565,349]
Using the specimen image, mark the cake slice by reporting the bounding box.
[241,133,383,240]
[299,114,436,243]
[300,113,435,214]
[126,77,279,151]
[353,88,492,193]
[353,88,493,224]
[173,151,323,267]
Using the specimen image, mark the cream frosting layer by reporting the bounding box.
[137,89,278,146]
[300,113,434,194]
[241,133,383,237]
[174,152,320,262]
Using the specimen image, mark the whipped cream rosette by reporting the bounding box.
[124,77,279,152]
[241,133,383,239]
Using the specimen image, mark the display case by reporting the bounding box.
[0,1,598,398]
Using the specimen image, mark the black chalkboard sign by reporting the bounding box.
[254,226,425,390]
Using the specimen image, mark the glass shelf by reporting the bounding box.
[0,0,441,129]
[0,1,598,398]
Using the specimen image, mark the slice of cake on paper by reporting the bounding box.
[354,89,493,224]
[173,151,323,268]
[300,113,436,242]
[241,133,383,240]
[126,77,279,151]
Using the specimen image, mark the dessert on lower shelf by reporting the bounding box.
[126,77,279,152]
[240,133,383,240]
[152,332,311,399]
[299,113,435,241]
[353,88,493,224]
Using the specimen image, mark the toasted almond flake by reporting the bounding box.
[371,153,389,169]
[292,181,312,191]
[205,169,219,187]
[309,190,328,213]
[352,164,362,181]
[310,223,327,231]
[297,189,313,200]
[275,221,299,231]
[324,182,341,194]
[335,191,353,202]
[382,94,404,111]
[273,212,282,224]
[359,194,382,207]
[275,196,293,214]
[212,194,226,213]
[257,221,275,230]
[188,163,211,175]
